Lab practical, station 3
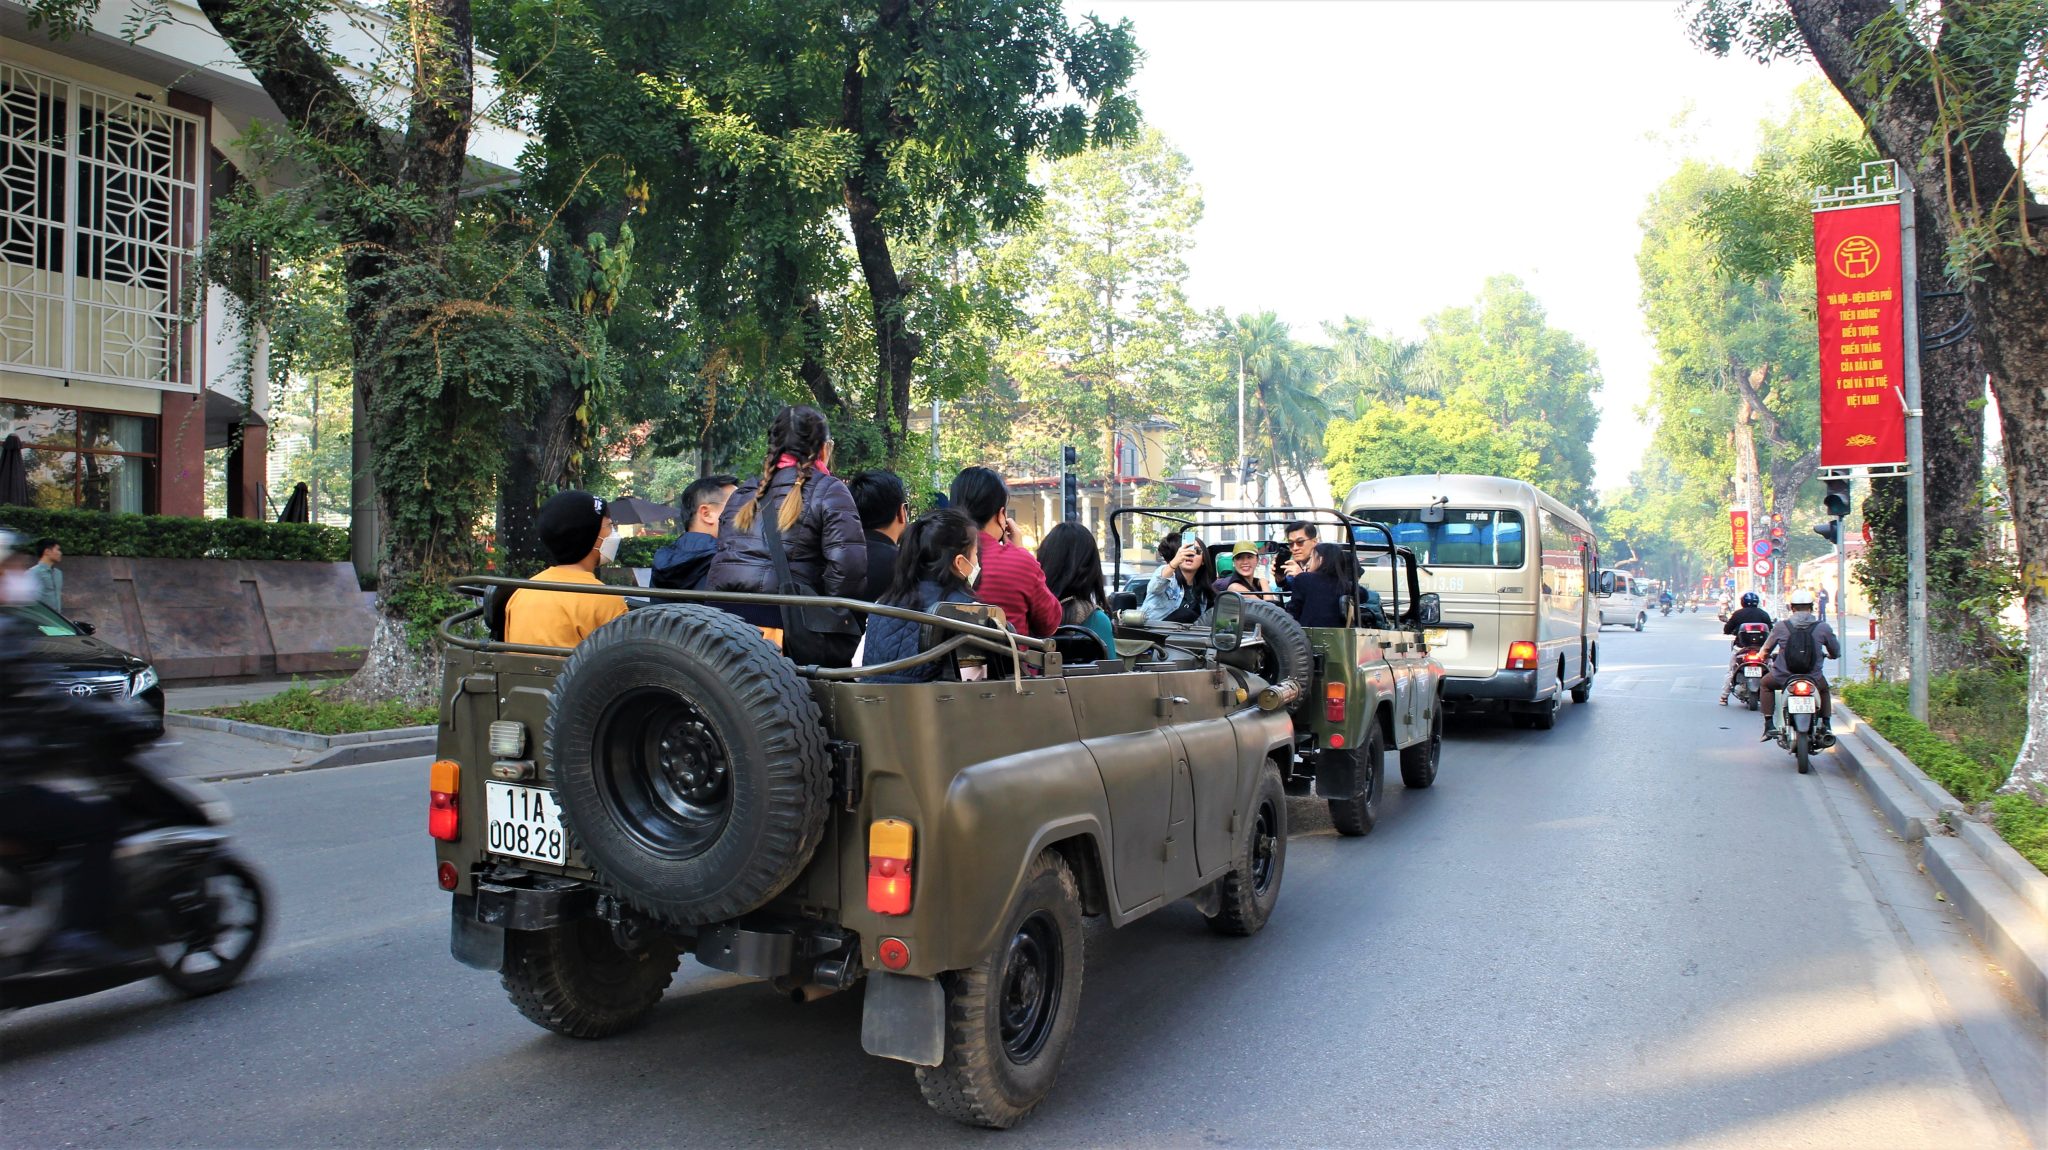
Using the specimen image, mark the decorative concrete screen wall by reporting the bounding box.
[61,556,375,680]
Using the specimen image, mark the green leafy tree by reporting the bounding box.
[1416,276,1603,508]
[1324,399,1541,496]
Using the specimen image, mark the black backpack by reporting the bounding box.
[1782,619,1819,674]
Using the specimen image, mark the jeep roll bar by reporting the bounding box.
[438,575,1056,681]
[1105,505,1421,624]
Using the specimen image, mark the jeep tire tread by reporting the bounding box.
[1237,597,1313,713]
[501,919,680,1039]
[916,851,1086,1129]
[1209,761,1287,936]
[1327,723,1384,836]
[1400,703,1442,789]
[546,604,832,926]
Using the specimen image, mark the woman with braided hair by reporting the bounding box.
[707,405,867,655]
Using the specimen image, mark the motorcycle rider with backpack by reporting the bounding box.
[1759,587,1840,741]
[1718,591,1773,705]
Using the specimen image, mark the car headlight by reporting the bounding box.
[131,665,159,696]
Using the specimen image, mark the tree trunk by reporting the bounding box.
[840,18,922,461]
[1986,298,2048,801]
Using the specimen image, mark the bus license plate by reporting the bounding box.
[485,782,567,865]
[1786,695,1819,714]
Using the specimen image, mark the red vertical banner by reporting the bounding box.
[1730,508,1749,570]
[1812,202,1908,469]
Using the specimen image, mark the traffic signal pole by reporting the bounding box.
[1899,174,1931,722]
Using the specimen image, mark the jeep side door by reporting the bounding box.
[1068,673,1172,914]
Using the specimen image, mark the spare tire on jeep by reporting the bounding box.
[1235,597,1313,713]
[545,604,832,926]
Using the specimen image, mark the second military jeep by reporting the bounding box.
[1108,507,1447,836]
[429,579,1298,1128]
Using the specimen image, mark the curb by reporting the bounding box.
[166,711,434,751]
[1833,701,2048,1020]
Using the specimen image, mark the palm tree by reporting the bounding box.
[1324,317,1421,416]
[1226,312,1329,505]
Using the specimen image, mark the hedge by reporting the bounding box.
[617,534,675,569]
[1840,681,2002,801]
[1,505,350,563]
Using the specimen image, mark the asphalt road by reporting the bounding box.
[4,613,2041,1147]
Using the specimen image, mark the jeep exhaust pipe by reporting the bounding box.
[1257,680,1302,712]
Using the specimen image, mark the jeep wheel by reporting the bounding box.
[547,605,831,926]
[501,919,680,1039]
[1400,704,1442,789]
[1236,597,1313,713]
[1208,761,1287,936]
[916,851,1086,1129]
[1326,724,1384,837]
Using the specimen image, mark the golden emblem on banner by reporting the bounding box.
[1833,235,1881,279]
[1846,434,1878,447]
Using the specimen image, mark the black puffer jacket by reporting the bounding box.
[706,467,867,597]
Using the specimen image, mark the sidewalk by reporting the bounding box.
[153,676,426,782]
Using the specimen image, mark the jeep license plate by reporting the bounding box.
[1786,695,1819,714]
[485,782,566,865]
[1744,666,1763,678]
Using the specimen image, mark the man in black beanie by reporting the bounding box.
[503,490,626,647]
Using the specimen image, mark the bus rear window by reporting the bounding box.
[1354,509,1527,568]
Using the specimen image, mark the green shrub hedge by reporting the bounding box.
[617,534,675,569]
[0,505,350,562]
[1842,674,2045,875]
[1841,681,2002,801]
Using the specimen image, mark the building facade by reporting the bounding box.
[1,0,518,520]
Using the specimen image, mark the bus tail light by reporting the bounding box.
[867,818,914,915]
[1506,641,1539,671]
[429,759,461,842]
[1324,682,1346,723]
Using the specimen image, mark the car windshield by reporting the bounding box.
[1353,508,1526,568]
[1,601,80,637]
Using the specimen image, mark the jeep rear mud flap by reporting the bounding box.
[861,971,945,1066]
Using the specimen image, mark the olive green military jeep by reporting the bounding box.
[1108,507,1446,837]
[429,579,1298,1128]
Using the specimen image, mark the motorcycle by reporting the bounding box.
[1730,622,1769,710]
[1771,674,1836,774]
[0,703,267,1010]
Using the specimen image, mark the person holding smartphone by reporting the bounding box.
[1141,531,1212,625]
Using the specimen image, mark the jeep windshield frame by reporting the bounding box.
[437,576,1057,680]
[1105,505,1421,624]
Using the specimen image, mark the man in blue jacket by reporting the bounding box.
[652,474,737,591]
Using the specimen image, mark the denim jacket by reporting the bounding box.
[1141,564,1209,625]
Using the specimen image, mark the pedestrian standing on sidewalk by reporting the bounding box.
[1816,585,1830,618]
[29,539,61,615]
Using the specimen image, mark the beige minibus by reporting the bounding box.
[1344,475,1598,729]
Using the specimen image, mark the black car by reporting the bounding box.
[2,601,165,733]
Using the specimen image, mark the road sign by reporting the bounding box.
[1753,557,1774,577]
[1752,538,1772,558]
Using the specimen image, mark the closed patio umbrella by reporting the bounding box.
[0,435,27,507]
[606,495,679,527]
[279,481,311,523]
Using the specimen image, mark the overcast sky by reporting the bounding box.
[1085,0,1825,493]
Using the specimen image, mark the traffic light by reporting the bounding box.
[1824,478,1852,519]
[1815,520,1843,546]
[1061,445,1079,523]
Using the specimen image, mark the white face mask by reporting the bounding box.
[597,531,621,563]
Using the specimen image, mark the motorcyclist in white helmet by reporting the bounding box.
[1759,587,1840,741]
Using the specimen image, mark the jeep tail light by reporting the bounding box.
[1789,680,1817,697]
[437,861,460,890]
[1324,682,1346,723]
[867,818,914,916]
[429,759,461,842]
[488,720,527,759]
[1506,641,1539,671]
